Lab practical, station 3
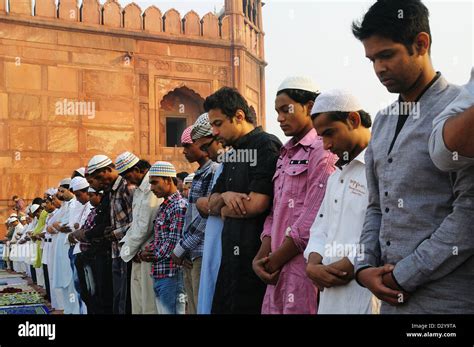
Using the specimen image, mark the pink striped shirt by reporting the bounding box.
[261,128,337,314]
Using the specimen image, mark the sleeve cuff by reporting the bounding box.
[173,243,186,258]
[288,226,309,253]
[303,240,326,262]
[390,271,410,293]
[392,258,421,293]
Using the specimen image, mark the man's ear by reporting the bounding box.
[235,110,245,123]
[348,112,361,129]
[415,32,430,55]
[305,100,315,117]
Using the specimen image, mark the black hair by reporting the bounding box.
[203,87,256,124]
[12,195,18,200]
[121,160,151,176]
[312,110,372,128]
[277,89,319,106]
[32,197,44,205]
[177,172,189,181]
[352,0,432,55]
[92,163,116,176]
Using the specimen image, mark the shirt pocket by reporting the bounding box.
[285,165,308,206]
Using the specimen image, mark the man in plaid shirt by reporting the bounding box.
[141,161,187,314]
[171,118,220,314]
[87,155,135,314]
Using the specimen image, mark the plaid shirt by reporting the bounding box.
[79,208,96,253]
[150,191,187,279]
[109,176,135,258]
[173,160,219,260]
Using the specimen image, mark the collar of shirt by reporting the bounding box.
[111,175,124,191]
[195,159,213,175]
[281,128,318,155]
[161,191,182,208]
[398,72,441,104]
[233,126,264,149]
[341,148,367,170]
[138,171,151,192]
[336,148,367,169]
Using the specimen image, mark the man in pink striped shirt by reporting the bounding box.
[253,77,337,314]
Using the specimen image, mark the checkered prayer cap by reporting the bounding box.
[181,126,194,145]
[191,113,212,141]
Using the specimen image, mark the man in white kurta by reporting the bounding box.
[116,152,161,314]
[52,180,81,314]
[304,89,376,314]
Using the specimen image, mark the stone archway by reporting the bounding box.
[156,86,205,172]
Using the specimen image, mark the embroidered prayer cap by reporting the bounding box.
[149,161,177,178]
[115,151,140,175]
[87,155,113,175]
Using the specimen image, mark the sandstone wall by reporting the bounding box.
[0,0,266,237]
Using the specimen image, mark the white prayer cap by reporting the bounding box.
[183,173,195,184]
[74,167,86,177]
[30,204,41,214]
[20,216,26,222]
[9,213,17,217]
[87,187,104,194]
[277,76,320,93]
[311,89,363,115]
[59,178,71,187]
[71,177,90,192]
[8,216,18,223]
[87,155,113,175]
[45,188,58,196]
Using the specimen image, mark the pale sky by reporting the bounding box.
[117,0,473,142]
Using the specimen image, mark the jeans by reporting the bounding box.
[153,271,185,314]
[112,257,131,314]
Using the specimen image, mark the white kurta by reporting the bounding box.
[304,150,376,314]
[53,198,80,314]
[119,172,161,314]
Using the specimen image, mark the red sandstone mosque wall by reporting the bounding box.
[0,0,266,237]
